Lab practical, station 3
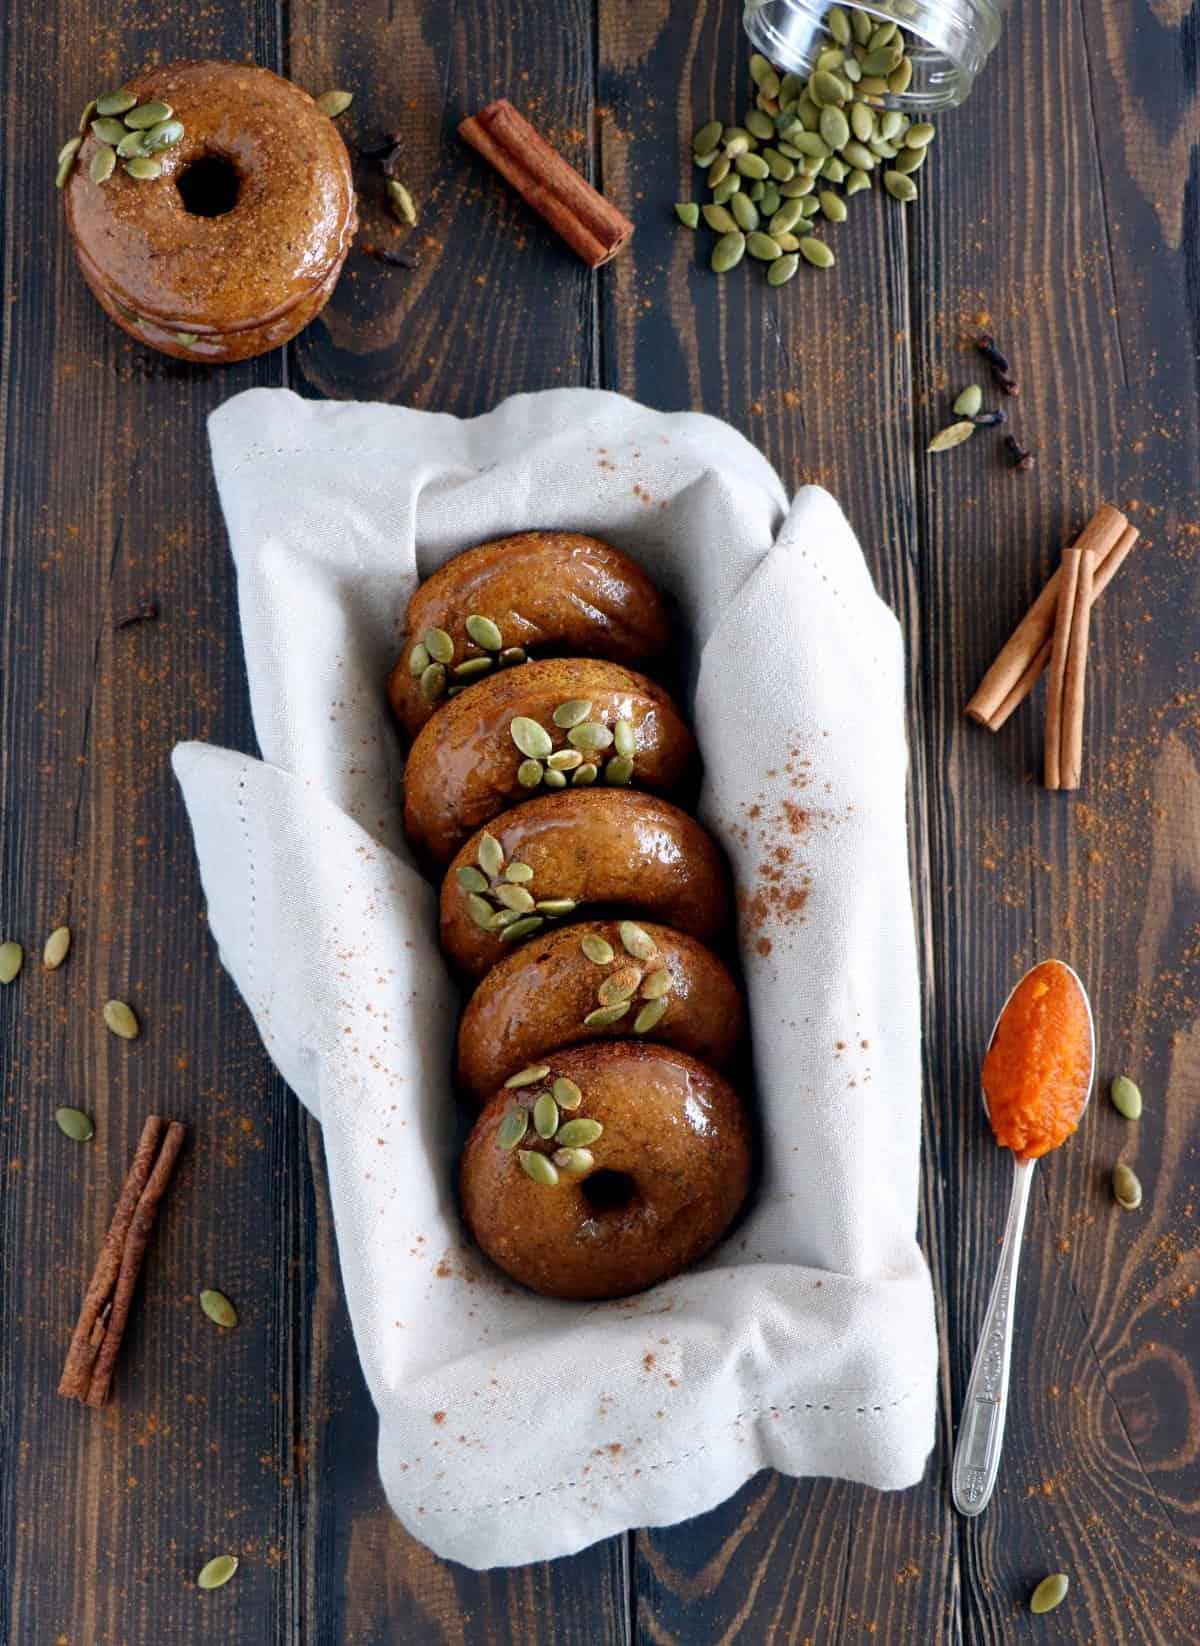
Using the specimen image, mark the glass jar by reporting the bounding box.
[743,0,1008,111]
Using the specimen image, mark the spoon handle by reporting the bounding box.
[952,1155,1036,1516]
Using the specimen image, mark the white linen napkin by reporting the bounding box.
[172,386,937,1570]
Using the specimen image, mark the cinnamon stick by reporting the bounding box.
[58,1116,187,1406]
[965,504,1131,731]
[1044,547,1095,791]
[459,99,633,268]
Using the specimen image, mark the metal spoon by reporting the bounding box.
[951,961,1095,1517]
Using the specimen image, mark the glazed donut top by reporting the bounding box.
[65,61,356,332]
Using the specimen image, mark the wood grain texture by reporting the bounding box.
[0,0,1198,1641]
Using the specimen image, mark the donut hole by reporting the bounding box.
[177,155,240,218]
[580,1169,638,1215]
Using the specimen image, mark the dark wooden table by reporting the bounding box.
[2,2,1198,1641]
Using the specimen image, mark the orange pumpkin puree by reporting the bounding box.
[982,961,1092,1162]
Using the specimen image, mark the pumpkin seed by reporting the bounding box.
[452,656,493,679]
[852,8,873,44]
[504,861,534,883]
[572,762,598,785]
[748,55,772,88]
[519,1149,558,1186]
[763,148,794,181]
[694,149,719,169]
[598,965,642,1006]
[552,699,593,729]
[819,107,850,151]
[759,185,782,216]
[905,122,936,148]
[747,178,766,201]
[583,1002,631,1028]
[884,170,918,201]
[845,169,871,195]
[41,925,71,970]
[711,175,741,205]
[143,119,185,153]
[197,1555,239,1591]
[557,1117,603,1147]
[533,1092,560,1138]
[604,755,635,786]
[552,1077,583,1110]
[746,231,782,260]
[124,155,161,179]
[499,646,526,665]
[517,758,544,788]
[1030,1574,1069,1615]
[316,89,353,118]
[796,94,820,130]
[862,44,903,76]
[708,156,731,185]
[828,6,851,44]
[55,1108,94,1142]
[124,100,173,128]
[702,204,739,235]
[407,641,430,676]
[423,627,453,664]
[116,129,149,158]
[489,908,521,930]
[91,116,128,146]
[419,661,446,702]
[759,69,781,100]
[769,199,805,237]
[1110,1075,1143,1120]
[90,146,116,183]
[819,190,847,223]
[850,103,875,143]
[498,916,544,942]
[103,999,139,1039]
[799,196,821,216]
[809,71,846,108]
[791,130,830,159]
[927,421,975,452]
[735,153,769,180]
[843,140,876,170]
[722,132,751,160]
[799,237,835,269]
[567,721,614,752]
[458,614,500,652]
[55,139,82,187]
[467,892,496,931]
[78,99,97,132]
[200,1289,238,1328]
[858,76,890,96]
[581,934,614,965]
[95,89,137,116]
[543,769,567,789]
[894,146,927,175]
[553,1147,594,1173]
[456,865,490,894]
[497,1107,529,1149]
[730,192,759,232]
[694,118,724,152]
[547,748,584,771]
[869,20,898,47]
[1112,1163,1143,1210]
[879,109,906,142]
[888,57,914,95]
[510,716,553,759]
[477,834,505,877]
[767,254,800,286]
[495,883,536,914]
[641,968,672,1000]
[675,202,700,228]
[619,921,656,960]
[816,47,846,72]
[505,1064,551,1089]
[634,998,669,1034]
[745,110,775,141]
[821,156,848,183]
[533,899,576,916]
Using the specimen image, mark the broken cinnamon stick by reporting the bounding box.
[459,99,633,268]
[1044,547,1095,791]
[965,505,1133,731]
[58,1116,187,1406]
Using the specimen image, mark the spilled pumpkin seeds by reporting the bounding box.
[57,84,186,191]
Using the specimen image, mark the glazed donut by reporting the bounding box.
[388,532,671,739]
[460,1042,752,1300]
[403,658,696,866]
[456,919,743,1103]
[440,790,731,977]
[64,61,356,363]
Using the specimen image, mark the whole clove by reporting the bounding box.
[971,410,1008,428]
[357,130,404,160]
[976,333,1019,395]
[358,242,416,269]
[1004,434,1036,472]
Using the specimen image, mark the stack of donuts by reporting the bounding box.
[393,531,753,1301]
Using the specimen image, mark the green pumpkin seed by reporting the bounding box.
[533,899,576,916]
[819,190,847,223]
[845,169,871,195]
[746,231,782,260]
[96,88,137,116]
[745,110,775,141]
[1112,1163,1143,1210]
[547,699,590,730]
[790,130,829,159]
[694,149,719,170]
[557,1117,603,1147]
[504,861,534,883]
[567,721,614,752]
[519,1149,559,1186]
[510,716,553,759]
[1030,1574,1069,1615]
[124,154,162,180]
[708,156,731,184]
[533,1092,560,1138]
[702,203,738,235]
[800,195,821,216]
[796,94,820,130]
[456,865,490,894]
[584,1002,631,1028]
[894,146,927,174]
[197,1555,239,1591]
[927,420,975,452]
[888,58,914,95]
[452,656,493,679]
[55,1107,94,1142]
[572,762,599,785]
[103,999,139,1039]
[694,119,724,153]
[604,755,635,786]
[819,107,850,151]
[552,1077,583,1110]
[766,253,800,286]
[116,129,149,158]
[869,20,898,47]
[1110,1075,1143,1120]
[722,132,751,161]
[619,921,656,960]
[634,998,669,1034]
[821,156,848,183]
[497,1107,529,1149]
[905,122,936,148]
[809,71,846,108]
[200,1289,238,1329]
[735,153,769,180]
[91,116,128,146]
[828,6,851,44]
[90,145,116,183]
[55,139,82,187]
[747,178,766,201]
[408,641,430,676]
[879,109,906,142]
[423,627,453,664]
[598,965,642,1006]
[553,1147,594,1174]
[419,661,446,702]
[477,833,505,877]
[748,55,773,88]
[467,892,496,931]
[517,758,544,789]
[799,237,835,268]
[505,1064,551,1089]
[675,202,700,228]
[143,119,185,153]
[78,99,97,132]
[495,883,536,914]
[784,174,816,197]
[953,384,983,418]
[763,148,794,181]
[124,100,173,128]
[816,47,846,72]
[43,926,71,970]
[316,89,353,118]
[641,968,672,1000]
[769,199,805,237]
[542,769,567,789]
[545,749,582,772]
[862,44,903,76]
[851,7,873,43]
[884,170,918,202]
[842,140,876,170]
[581,934,614,965]
[730,192,759,232]
[850,103,875,143]
[459,614,499,651]
[489,908,521,930]
[711,175,741,205]
[498,916,545,943]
